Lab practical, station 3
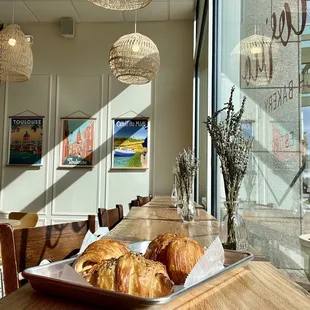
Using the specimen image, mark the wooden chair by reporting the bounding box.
[0,215,95,296]
[8,212,39,229]
[129,199,140,210]
[137,194,153,206]
[97,205,123,230]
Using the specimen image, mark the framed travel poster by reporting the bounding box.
[60,118,95,168]
[112,118,149,170]
[241,120,254,138]
[8,116,44,166]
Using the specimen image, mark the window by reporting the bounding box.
[196,0,310,275]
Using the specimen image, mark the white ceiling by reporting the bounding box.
[0,0,195,23]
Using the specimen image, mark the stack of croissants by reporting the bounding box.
[74,233,205,298]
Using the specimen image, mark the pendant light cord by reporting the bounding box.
[134,10,137,33]
[12,0,16,24]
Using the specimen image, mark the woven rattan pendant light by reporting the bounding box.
[0,1,33,82]
[88,0,152,11]
[109,12,160,85]
[231,34,274,57]
[109,32,160,84]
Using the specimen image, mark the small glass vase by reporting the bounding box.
[171,175,178,207]
[220,201,248,251]
[181,195,195,222]
[175,186,184,214]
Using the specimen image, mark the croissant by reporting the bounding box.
[75,239,129,274]
[144,233,204,284]
[87,251,174,298]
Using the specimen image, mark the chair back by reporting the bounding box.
[129,199,140,210]
[97,205,123,230]
[0,215,95,295]
[137,194,153,206]
[8,212,39,229]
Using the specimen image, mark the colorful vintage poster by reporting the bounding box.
[112,118,148,169]
[8,117,44,165]
[241,121,254,138]
[60,118,95,168]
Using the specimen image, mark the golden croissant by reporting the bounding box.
[144,233,204,284]
[87,251,174,298]
[75,239,129,274]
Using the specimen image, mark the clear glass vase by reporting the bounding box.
[171,175,178,207]
[175,186,185,214]
[220,201,248,251]
[181,195,195,222]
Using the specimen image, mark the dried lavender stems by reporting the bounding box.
[204,86,253,209]
[173,148,199,204]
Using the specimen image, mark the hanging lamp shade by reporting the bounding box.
[230,34,281,86]
[0,24,33,83]
[109,32,160,85]
[88,0,152,11]
[231,34,278,57]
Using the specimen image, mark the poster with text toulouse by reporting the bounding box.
[112,118,149,170]
[8,117,44,166]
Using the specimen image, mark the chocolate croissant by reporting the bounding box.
[87,251,174,298]
[75,239,129,274]
[144,233,204,284]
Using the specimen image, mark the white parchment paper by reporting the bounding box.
[184,237,225,287]
[60,264,92,286]
[59,229,109,284]
[78,228,109,254]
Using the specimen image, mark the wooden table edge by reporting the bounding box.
[123,217,217,222]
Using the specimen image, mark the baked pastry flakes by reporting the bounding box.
[144,233,204,284]
[87,251,174,298]
[75,239,129,274]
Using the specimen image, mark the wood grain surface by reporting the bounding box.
[0,196,309,309]
[1,262,309,310]
[105,218,219,247]
[144,198,204,209]
[125,206,214,221]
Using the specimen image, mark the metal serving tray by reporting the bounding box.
[23,241,253,309]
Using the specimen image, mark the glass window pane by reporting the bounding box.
[211,0,310,277]
[197,16,209,208]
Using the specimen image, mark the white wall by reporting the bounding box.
[0,21,193,225]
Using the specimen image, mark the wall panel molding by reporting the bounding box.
[51,74,104,216]
[42,74,53,217]
[151,80,156,195]
[104,75,113,209]
[51,75,61,216]
[0,83,9,212]
[95,74,105,213]
[0,75,51,215]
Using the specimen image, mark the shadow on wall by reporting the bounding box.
[0,79,153,216]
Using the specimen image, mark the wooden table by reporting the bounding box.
[125,206,215,221]
[144,196,204,209]
[0,197,309,309]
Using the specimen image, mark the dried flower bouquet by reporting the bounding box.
[204,86,253,248]
[173,148,199,221]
